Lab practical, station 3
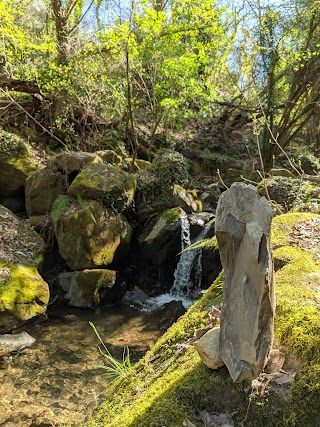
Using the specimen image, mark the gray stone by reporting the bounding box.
[137,207,182,265]
[58,269,116,307]
[215,182,275,382]
[0,332,36,356]
[25,166,66,216]
[194,327,225,369]
[51,151,103,172]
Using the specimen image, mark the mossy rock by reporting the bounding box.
[54,200,132,270]
[0,129,36,197]
[0,261,49,322]
[88,213,320,427]
[137,207,182,265]
[58,269,116,307]
[95,150,123,165]
[172,184,202,213]
[123,157,152,171]
[68,163,137,212]
[50,151,103,172]
[25,166,67,217]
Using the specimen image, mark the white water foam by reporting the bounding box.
[142,211,212,311]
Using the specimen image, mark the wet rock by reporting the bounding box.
[68,163,137,212]
[159,300,186,331]
[0,130,36,198]
[54,200,132,270]
[0,331,35,356]
[215,182,275,382]
[137,207,182,265]
[194,327,224,369]
[58,269,116,308]
[122,286,149,307]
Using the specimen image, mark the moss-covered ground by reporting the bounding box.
[87,213,320,427]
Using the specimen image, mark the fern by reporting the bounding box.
[77,194,97,224]
[51,195,72,223]
[181,235,219,253]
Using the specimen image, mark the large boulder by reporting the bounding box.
[50,151,103,173]
[0,205,49,330]
[58,269,116,307]
[54,200,132,270]
[0,130,36,199]
[215,182,275,382]
[68,163,137,211]
[137,207,182,265]
[25,166,66,216]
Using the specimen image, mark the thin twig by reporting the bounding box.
[257,97,302,177]
[0,88,68,148]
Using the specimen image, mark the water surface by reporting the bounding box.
[0,303,162,426]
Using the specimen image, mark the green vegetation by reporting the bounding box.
[1,0,319,166]
[51,194,72,223]
[89,321,133,381]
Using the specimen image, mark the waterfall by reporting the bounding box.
[170,211,211,298]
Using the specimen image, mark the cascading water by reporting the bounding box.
[143,210,212,310]
[170,210,211,299]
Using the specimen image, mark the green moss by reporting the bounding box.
[271,212,315,246]
[161,207,181,225]
[0,261,49,320]
[0,129,36,173]
[271,213,320,426]
[68,163,137,211]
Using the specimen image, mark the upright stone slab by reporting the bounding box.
[215,183,275,382]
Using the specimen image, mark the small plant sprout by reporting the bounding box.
[89,321,132,381]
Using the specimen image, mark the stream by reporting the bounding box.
[0,303,163,426]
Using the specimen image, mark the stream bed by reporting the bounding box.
[0,303,163,427]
